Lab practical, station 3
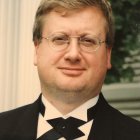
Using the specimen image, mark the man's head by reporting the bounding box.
[33,0,114,47]
[33,0,114,104]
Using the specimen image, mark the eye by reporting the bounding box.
[80,36,98,48]
[51,34,69,45]
[80,37,98,47]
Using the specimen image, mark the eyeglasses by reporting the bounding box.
[41,33,106,53]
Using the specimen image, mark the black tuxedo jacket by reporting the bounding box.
[0,93,140,140]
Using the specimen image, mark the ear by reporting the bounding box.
[106,46,112,69]
[33,41,39,66]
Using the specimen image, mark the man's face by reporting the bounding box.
[34,7,112,100]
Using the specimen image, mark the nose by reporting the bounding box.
[64,39,81,63]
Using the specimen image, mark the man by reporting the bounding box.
[0,0,140,140]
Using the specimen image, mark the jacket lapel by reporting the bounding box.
[12,95,41,140]
[88,93,113,140]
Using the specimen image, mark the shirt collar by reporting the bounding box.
[42,94,99,122]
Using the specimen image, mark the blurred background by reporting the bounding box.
[0,0,140,121]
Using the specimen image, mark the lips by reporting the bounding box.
[58,67,86,76]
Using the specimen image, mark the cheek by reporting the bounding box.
[37,46,55,66]
[88,52,108,76]
[35,48,52,77]
[37,54,54,84]
[88,62,107,88]
[36,47,64,75]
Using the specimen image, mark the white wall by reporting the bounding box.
[0,0,41,111]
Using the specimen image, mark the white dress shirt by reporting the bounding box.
[37,95,99,140]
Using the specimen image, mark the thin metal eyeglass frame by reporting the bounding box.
[41,35,106,52]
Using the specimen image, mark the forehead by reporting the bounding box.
[42,6,107,36]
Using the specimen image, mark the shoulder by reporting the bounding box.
[99,94,140,139]
[0,104,32,126]
[0,95,41,122]
[100,93,140,127]
[0,95,40,130]
[110,105,140,126]
[0,103,39,139]
[0,104,31,117]
[109,104,140,139]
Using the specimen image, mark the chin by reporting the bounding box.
[56,83,86,93]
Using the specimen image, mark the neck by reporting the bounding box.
[44,95,80,115]
[42,90,98,115]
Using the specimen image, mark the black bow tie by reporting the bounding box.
[48,117,86,139]
[37,116,86,140]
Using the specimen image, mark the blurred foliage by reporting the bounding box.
[105,0,140,84]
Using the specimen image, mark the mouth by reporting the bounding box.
[58,67,86,77]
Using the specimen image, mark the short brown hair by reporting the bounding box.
[33,0,114,46]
